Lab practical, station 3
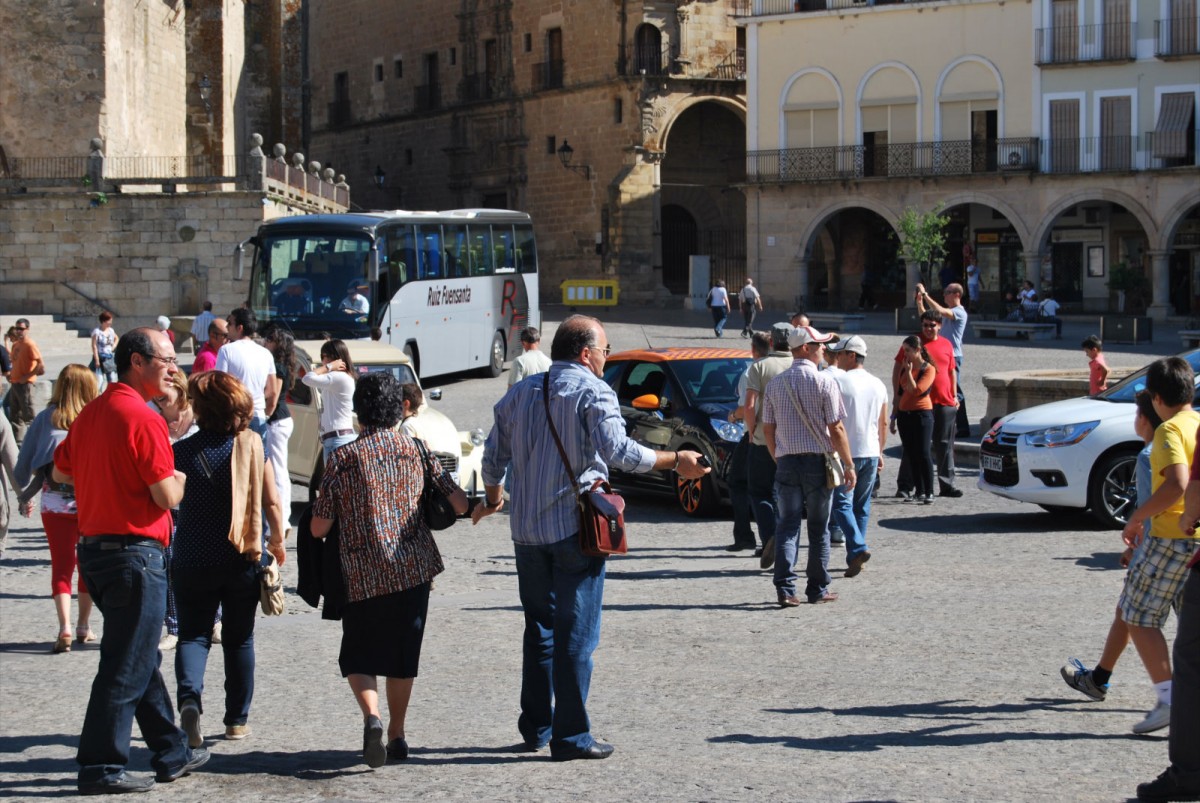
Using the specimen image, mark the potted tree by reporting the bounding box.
[1106,261,1147,313]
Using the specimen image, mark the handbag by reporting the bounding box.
[782,380,846,489]
[543,375,628,557]
[259,553,285,616]
[414,437,457,530]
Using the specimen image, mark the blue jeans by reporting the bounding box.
[831,457,878,563]
[76,538,189,785]
[514,536,606,757]
[728,436,755,546]
[173,561,259,726]
[772,454,834,601]
[321,433,357,461]
[747,444,777,549]
[710,306,728,336]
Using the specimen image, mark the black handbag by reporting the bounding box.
[414,437,457,530]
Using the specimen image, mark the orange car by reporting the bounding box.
[601,347,752,516]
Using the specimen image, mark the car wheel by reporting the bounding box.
[1038,504,1076,515]
[676,461,719,518]
[1087,449,1139,529]
[308,453,324,505]
[482,331,505,378]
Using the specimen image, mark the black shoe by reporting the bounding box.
[156,747,210,782]
[921,495,934,505]
[363,715,386,768]
[79,774,156,795]
[939,488,963,498]
[725,542,755,552]
[552,741,615,761]
[386,737,409,761]
[1137,768,1200,802]
[894,490,913,500]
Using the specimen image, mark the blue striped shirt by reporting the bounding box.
[482,361,657,545]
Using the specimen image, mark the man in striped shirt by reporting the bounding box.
[762,326,856,606]
[473,315,709,762]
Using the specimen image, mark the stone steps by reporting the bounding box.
[0,314,93,356]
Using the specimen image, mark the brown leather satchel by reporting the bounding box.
[543,374,628,557]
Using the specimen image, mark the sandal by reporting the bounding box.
[52,633,72,654]
[75,627,97,644]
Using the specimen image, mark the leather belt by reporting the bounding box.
[321,428,355,441]
[79,535,163,550]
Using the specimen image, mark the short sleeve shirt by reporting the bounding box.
[740,285,760,305]
[10,338,42,384]
[216,338,276,419]
[745,353,792,446]
[1089,354,1109,395]
[54,383,175,543]
[707,286,730,309]
[1149,409,1200,539]
[761,359,846,455]
[835,368,888,458]
[894,336,956,406]
[943,306,968,358]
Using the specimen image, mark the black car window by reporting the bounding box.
[621,363,669,405]
[670,358,750,403]
[1098,349,1200,403]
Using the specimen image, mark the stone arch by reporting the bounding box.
[797,198,901,262]
[1157,192,1200,251]
[937,191,1032,251]
[656,95,747,151]
[778,68,843,147]
[934,55,1004,139]
[1031,188,1159,251]
[856,61,922,142]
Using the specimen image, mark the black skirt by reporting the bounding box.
[338,583,431,679]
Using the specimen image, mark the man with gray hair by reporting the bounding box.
[738,278,763,338]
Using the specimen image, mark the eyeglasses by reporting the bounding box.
[590,343,612,357]
[141,353,179,366]
[14,327,27,331]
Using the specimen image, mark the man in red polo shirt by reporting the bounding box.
[54,327,209,795]
[891,309,960,500]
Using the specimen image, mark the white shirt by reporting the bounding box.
[340,294,369,315]
[190,311,215,342]
[835,367,888,459]
[300,370,356,434]
[740,285,761,305]
[508,349,552,386]
[215,338,276,420]
[707,286,730,309]
[1039,298,1060,316]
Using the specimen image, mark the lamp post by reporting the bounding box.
[198,74,212,113]
[374,165,386,189]
[556,139,591,180]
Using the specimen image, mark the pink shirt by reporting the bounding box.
[1089,354,1109,395]
[192,342,220,373]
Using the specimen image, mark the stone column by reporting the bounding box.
[1022,250,1043,288]
[905,262,922,307]
[1146,249,1172,320]
[796,256,809,311]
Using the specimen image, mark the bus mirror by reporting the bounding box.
[234,238,252,279]
[368,249,380,282]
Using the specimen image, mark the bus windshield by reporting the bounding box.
[251,232,374,339]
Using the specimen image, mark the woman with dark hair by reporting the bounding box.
[14,364,98,652]
[892,335,937,504]
[310,371,467,768]
[261,323,298,525]
[171,371,287,746]
[301,338,358,460]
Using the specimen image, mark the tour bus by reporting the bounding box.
[237,209,539,378]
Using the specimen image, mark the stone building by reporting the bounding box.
[741,0,1199,317]
[307,0,749,303]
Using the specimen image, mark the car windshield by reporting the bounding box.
[357,363,418,386]
[669,358,752,404]
[1098,349,1200,403]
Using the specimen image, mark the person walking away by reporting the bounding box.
[172,370,287,748]
[508,326,552,387]
[52,327,209,794]
[8,318,44,444]
[725,331,768,552]
[261,323,297,532]
[1083,335,1110,395]
[191,319,228,374]
[739,278,763,338]
[744,323,796,567]
[827,336,887,577]
[90,312,118,388]
[472,314,709,760]
[761,325,856,606]
[707,280,731,338]
[215,308,277,443]
[311,371,467,766]
[301,339,358,461]
[917,282,970,437]
[14,365,98,653]
[893,336,937,504]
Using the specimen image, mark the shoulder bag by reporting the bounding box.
[543,374,628,557]
[414,436,457,530]
[781,378,845,489]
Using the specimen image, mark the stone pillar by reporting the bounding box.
[1146,249,1172,320]
[796,256,809,311]
[246,133,265,192]
[1022,251,1043,288]
[905,261,922,308]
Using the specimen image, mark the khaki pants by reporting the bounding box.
[8,382,35,444]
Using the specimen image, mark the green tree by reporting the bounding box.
[896,203,950,287]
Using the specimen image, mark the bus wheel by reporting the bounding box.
[483,331,505,378]
[403,342,420,376]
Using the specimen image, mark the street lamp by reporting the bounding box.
[556,139,591,180]
[374,165,386,189]
[198,74,212,112]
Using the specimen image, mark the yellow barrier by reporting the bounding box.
[561,279,619,307]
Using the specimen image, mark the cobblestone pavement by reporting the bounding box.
[1,307,1187,801]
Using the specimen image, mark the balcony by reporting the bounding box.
[414,83,441,112]
[1156,16,1200,57]
[630,43,671,76]
[532,60,565,91]
[1042,136,1138,173]
[733,0,907,16]
[1034,22,1135,65]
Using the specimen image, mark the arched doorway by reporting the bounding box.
[1166,203,1200,315]
[943,202,1025,316]
[803,208,900,310]
[634,24,664,76]
[661,205,697,295]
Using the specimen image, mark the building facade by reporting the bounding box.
[307,0,749,303]
[741,0,1199,317]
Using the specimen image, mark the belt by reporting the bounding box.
[321,428,355,441]
[79,535,163,550]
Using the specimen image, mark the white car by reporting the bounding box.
[977,349,1200,529]
[286,340,485,504]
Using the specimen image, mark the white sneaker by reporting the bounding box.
[1132,701,1170,735]
[159,633,178,651]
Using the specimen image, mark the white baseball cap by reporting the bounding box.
[829,334,867,357]
[787,325,838,349]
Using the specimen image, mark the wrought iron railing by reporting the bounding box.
[3,156,89,179]
[631,43,671,75]
[1034,22,1135,65]
[1144,129,1200,167]
[732,0,904,15]
[103,155,248,179]
[1042,135,1138,173]
[1155,16,1200,56]
[707,48,747,80]
[532,60,565,91]
[746,138,1039,182]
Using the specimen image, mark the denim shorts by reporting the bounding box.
[1118,536,1198,628]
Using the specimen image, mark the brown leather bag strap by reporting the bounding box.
[543,373,579,494]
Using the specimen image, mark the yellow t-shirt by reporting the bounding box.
[1149,408,1200,539]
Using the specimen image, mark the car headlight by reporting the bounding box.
[1023,420,1100,448]
[710,418,745,443]
[470,427,486,446]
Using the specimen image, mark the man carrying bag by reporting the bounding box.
[472,315,708,761]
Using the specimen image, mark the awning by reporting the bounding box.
[1152,93,1195,158]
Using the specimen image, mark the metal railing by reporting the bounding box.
[1042,135,1137,173]
[3,156,89,179]
[1155,16,1200,56]
[631,43,671,75]
[1144,129,1200,167]
[732,0,904,15]
[532,60,565,91]
[103,155,248,179]
[707,48,747,81]
[1034,22,1135,65]
[414,83,441,112]
[746,137,1039,182]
